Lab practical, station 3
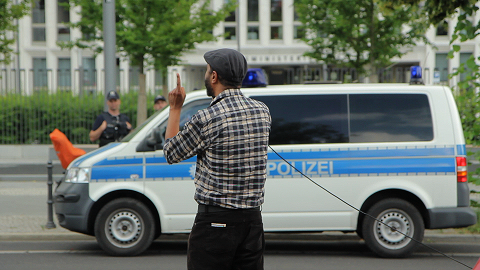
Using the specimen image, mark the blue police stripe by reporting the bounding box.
[70,143,120,167]
[91,165,143,181]
[267,146,456,161]
[94,156,143,166]
[146,163,196,179]
[457,144,466,156]
[83,144,464,181]
[333,157,454,175]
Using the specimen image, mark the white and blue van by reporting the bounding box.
[54,81,477,258]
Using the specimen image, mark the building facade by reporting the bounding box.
[1,0,480,95]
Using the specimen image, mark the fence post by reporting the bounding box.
[46,160,56,229]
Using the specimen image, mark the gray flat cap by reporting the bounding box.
[204,48,248,86]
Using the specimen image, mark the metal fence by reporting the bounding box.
[0,66,459,145]
[0,68,165,96]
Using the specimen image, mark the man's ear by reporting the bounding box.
[211,71,218,84]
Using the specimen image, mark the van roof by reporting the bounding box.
[185,83,446,101]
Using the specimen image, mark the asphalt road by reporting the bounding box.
[0,239,479,270]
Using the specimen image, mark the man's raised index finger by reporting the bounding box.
[176,73,181,89]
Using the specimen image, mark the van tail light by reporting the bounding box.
[456,157,467,183]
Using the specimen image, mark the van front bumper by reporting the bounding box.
[54,182,94,235]
[428,207,477,229]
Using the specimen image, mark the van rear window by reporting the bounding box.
[349,94,433,142]
[252,93,433,145]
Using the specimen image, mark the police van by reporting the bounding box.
[54,73,477,258]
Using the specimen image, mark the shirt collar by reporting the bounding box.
[210,88,243,107]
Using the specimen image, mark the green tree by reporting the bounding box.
[59,0,235,124]
[0,0,30,65]
[294,0,429,81]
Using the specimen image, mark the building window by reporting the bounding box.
[460,52,473,82]
[271,26,283,39]
[435,53,448,82]
[225,26,236,40]
[58,0,70,41]
[436,20,448,36]
[58,27,70,41]
[33,28,46,42]
[294,25,304,39]
[248,0,259,21]
[82,57,96,87]
[32,0,46,42]
[32,0,45,23]
[248,26,259,40]
[33,58,47,88]
[129,65,141,87]
[271,0,282,21]
[58,58,71,89]
[224,0,236,41]
[57,0,69,23]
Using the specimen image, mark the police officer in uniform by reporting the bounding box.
[153,95,167,111]
[89,91,132,147]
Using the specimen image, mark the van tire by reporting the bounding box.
[94,198,155,256]
[361,198,424,258]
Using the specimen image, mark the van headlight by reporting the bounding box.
[65,168,90,183]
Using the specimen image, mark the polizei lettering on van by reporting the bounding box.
[268,160,333,176]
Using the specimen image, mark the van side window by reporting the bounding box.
[349,94,433,142]
[252,95,349,144]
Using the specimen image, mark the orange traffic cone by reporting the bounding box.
[473,257,480,270]
[49,129,86,169]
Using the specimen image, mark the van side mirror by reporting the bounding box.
[136,127,164,152]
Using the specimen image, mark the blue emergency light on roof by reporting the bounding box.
[242,68,268,88]
[409,65,424,85]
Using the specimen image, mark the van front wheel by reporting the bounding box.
[94,198,155,256]
[361,198,424,258]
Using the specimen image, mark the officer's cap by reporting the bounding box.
[106,91,120,100]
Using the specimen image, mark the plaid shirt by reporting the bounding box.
[164,89,271,209]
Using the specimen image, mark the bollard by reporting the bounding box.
[46,161,56,229]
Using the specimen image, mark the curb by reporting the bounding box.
[1,231,479,243]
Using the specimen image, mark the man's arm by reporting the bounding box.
[165,73,186,140]
[89,120,107,142]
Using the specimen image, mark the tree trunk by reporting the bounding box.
[136,73,147,126]
[162,69,169,102]
[367,0,378,83]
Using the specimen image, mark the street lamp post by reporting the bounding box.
[103,0,116,110]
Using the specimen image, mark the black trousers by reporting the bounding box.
[187,209,265,270]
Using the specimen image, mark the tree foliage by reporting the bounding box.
[60,0,234,73]
[294,0,429,76]
[59,0,235,124]
[390,0,474,25]
[0,0,30,65]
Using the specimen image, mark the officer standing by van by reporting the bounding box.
[153,95,167,111]
[89,91,132,147]
[164,48,271,270]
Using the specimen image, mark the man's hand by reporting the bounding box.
[169,73,186,110]
[165,74,185,140]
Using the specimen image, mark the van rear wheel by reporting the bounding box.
[361,198,424,258]
[94,198,155,256]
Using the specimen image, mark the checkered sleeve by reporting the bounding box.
[163,113,206,164]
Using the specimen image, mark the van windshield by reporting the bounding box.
[121,108,164,142]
